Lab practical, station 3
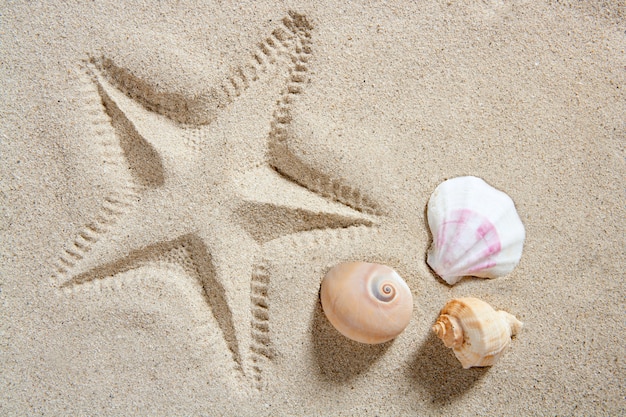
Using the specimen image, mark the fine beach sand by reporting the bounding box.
[1,1,624,415]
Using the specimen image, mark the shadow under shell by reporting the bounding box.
[310,294,392,383]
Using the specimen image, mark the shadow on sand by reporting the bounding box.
[406,331,489,405]
[310,296,392,383]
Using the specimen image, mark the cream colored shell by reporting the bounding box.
[320,262,413,344]
[432,297,523,368]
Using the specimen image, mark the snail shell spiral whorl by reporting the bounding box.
[320,262,413,344]
[432,297,523,368]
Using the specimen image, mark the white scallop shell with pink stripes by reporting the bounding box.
[426,176,526,285]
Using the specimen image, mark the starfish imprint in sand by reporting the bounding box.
[53,12,378,382]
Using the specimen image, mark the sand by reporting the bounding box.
[1,1,624,415]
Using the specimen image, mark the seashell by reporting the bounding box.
[320,262,413,344]
[426,176,526,285]
[432,297,523,368]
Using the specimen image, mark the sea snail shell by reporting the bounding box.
[432,297,523,368]
[320,262,413,344]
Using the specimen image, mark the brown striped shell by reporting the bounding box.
[320,262,413,344]
[432,297,523,368]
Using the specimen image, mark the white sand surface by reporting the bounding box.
[1,1,624,415]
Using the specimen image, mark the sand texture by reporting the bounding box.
[1,1,624,415]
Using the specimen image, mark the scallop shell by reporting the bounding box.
[426,176,526,285]
[432,297,523,368]
[320,262,413,344]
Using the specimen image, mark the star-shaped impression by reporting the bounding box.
[54,12,378,385]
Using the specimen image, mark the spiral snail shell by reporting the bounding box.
[320,262,413,344]
[432,297,523,368]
